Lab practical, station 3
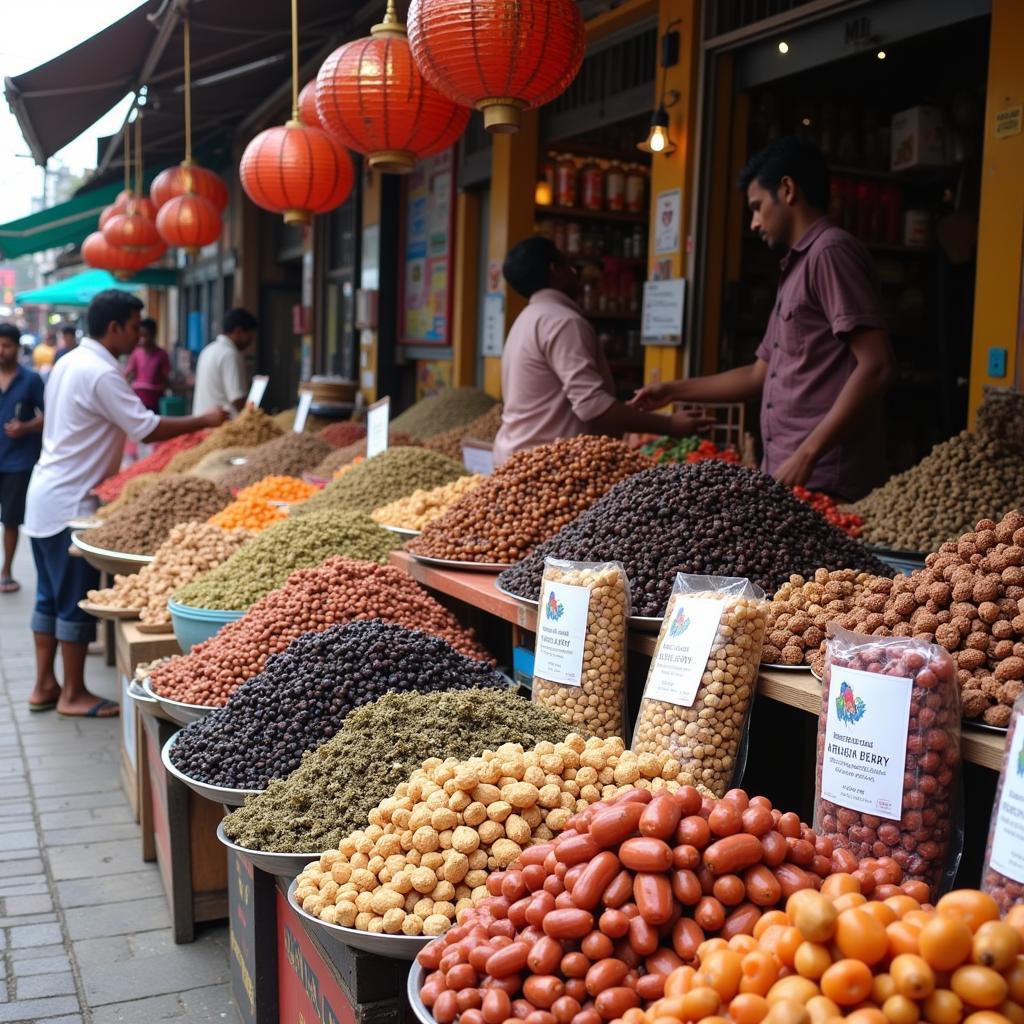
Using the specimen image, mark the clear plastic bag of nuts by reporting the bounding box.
[631,574,768,798]
[531,558,629,740]
[982,691,1024,912]
[814,625,963,902]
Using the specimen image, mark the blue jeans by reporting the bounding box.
[30,529,100,644]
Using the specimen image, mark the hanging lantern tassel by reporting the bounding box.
[407,0,586,133]
[314,0,469,174]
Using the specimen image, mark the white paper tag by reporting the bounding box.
[534,580,591,686]
[821,665,912,819]
[293,391,314,433]
[989,720,1024,883]
[366,397,390,459]
[462,441,494,476]
[246,375,269,409]
[121,675,137,770]
[644,595,724,707]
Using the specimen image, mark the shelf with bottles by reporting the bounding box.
[537,205,647,225]
[536,151,650,222]
[536,216,648,262]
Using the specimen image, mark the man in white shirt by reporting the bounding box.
[24,290,226,718]
[192,308,257,416]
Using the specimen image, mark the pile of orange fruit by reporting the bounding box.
[627,884,1024,1024]
[208,496,287,532]
[333,455,365,480]
[236,475,319,504]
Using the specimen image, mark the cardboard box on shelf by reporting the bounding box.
[891,106,947,171]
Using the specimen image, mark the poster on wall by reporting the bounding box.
[402,149,456,345]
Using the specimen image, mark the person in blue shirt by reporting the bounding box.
[0,324,44,593]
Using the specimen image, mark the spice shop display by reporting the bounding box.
[390,387,498,440]
[93,431,211,502]
[498,462,889,617]
[311,431,423,479]
[982,693,1024,912]
[532,560,630,740]
[424,405,504,462]
[297,447,466,516]
[80,476,232,556]
[95,472,171,520]
[411,786,938,1022]
[172,508,401,611]
[633,576,769,798]
[149,557,490,706]
[409,436,652,566]
[164,407,284,474]
[207,496,287,531]
[222,689,576,853]
[86,522,252,625]
[764,571,890,667]
[294,735,703,938]
[317,420,367,448]
[188,446,258,483]
[371,475,484,532]
[816,627,962,900]
[217,432,331,490]
[235,475,319,504]
[167,621,509,789]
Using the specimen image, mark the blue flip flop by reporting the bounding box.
[58,699,120,719]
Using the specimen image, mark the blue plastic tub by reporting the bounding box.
[167,599,246,652]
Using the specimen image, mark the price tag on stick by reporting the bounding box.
[293,391,313,433]
[366,397,390,458]
[246,375,269,409]
[462,439,495,476]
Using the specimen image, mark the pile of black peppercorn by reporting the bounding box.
[168,619,507,789]
[497,462,891,617]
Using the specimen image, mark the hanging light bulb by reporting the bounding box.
[637,107,676,156]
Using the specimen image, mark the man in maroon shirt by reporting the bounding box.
[632,136,894,501]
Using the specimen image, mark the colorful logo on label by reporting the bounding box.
[1017,745,1024,778]
[835,681,867,725]
[669,606,692,637]
[545,591,565,621]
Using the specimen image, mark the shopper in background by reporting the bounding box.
[0,324,44,594]
[631,136,894,503]
[493,237,708,465]
[192,307,257,417]
[32,332,56,377]
[125,317,171,411]
[54,323,78,363]
[23,290,227,718]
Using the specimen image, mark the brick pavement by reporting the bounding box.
[0,545,234,1023]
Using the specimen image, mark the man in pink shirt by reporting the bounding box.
[493,237,706,465]
[124,317,171,411]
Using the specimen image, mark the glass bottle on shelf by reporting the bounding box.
[581,159,604,212]
[566,221,582,255]
[606,162,625,212]
[625,165,647,213]
[555,154,578,208]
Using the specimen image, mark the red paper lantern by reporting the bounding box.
[98,189,142,228]
[156,192,221,251]
[150,162,229,212]
[82,233,165,277]
[315,5,469,174]
[298,80,322,130]
[239,120,354,225]
[407,0,585,133]
[101,196,161,251]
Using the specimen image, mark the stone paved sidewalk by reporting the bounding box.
[0,545,234,1023]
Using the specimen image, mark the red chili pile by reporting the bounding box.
[318,421,367,448]
[93,431,211,502]
[416,787,925,1024]
[792,486,864,539]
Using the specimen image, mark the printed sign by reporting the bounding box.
[642,278,686,343]
[481,293,505,357]
[246,375,269,409]
[995,105,1023,139]
[654,188,681,254]
[533,580,590,686]
[989,721,1024,883]
[293,391,314,433]
[366,397,390,458]
[462,440,495,476]
[820,665,912,819]
[644,595,724,707]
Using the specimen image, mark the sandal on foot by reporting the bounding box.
[0,577,20,593]
[58,698,120,719]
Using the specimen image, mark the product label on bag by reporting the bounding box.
[821,665,912,818]
[534,580,590,686]
[644,595,724,707]
[989,720,1024,883]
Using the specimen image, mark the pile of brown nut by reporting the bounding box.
[763,570,892,667]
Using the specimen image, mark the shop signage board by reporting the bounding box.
[654,188,681,254]
[366,397,390,458]
[641,279,686,344]
[293,391,314,433]
[246,376,269,409]
[481,293,505,356]
[402,149,456,345]
[462,439,495,475]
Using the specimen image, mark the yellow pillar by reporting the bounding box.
[451,191,482,388]
[643,0,701,389]
[968,0,1024,423]
[359,168,382,403]
[483,110,539,398]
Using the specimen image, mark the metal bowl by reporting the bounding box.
[142,677,215,726]
[70,531,153,576]
[380,524,421,538]
[408,552,511,573]
[215,821,321,877]
[160,732,262,807]
[407,962,433,1024]
[286,878,432,960]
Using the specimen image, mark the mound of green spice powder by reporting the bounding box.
[222,689,579,853]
